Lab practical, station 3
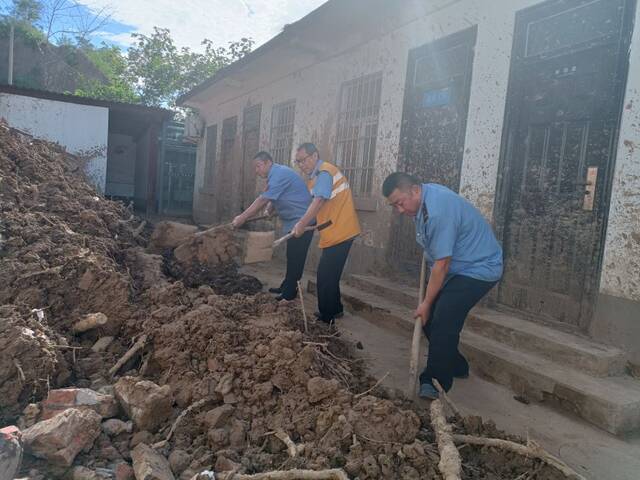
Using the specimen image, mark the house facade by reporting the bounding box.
[179,0,640,369]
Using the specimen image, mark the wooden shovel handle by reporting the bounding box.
[409,253,427,397]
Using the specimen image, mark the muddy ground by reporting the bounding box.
[0,120,566,479]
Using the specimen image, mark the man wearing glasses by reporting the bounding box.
[382,172,503,399]
[292,143,361,324]
[232,151,314,302]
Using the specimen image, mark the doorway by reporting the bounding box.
[496,0,635,329]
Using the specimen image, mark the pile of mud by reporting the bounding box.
[0,121,260,423]
[0,120,569,480]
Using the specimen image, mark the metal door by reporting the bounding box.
[241,104,262,210]
[497,0,634,329]
[389,27,477,273]
[161,147,196,215]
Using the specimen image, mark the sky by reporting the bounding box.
[86,0,327,51]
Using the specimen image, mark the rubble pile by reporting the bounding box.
[0,121,569,480]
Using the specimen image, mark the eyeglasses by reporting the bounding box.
[294,153,314,165]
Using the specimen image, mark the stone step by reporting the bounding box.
[345,274,628,377]
[466,309,627,377]
[308,279,640,435]
[460,331,640,436]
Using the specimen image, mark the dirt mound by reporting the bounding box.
[1,120,572,480]
[0,306,69,423]
[0,122,136,335]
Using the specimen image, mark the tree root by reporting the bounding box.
[452,434,586,480]
[430,399,462,480]
[220,469,349,480]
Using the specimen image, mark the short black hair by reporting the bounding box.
[253,151,273,162]
[382,172,420,197]
[297,142,318,156]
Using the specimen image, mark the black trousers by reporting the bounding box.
[316,238,354,322]
[279,230,314,300]
[420,275,497,391]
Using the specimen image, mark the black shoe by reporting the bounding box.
[268,287,282,294]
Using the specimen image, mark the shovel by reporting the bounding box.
[272,220,332,248]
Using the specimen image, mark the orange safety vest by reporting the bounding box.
[306,161,361,248]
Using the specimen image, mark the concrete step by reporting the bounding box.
[461,331,640,436]
[466,309,628,377]
[308,279,640,436]
[345,274,628,377]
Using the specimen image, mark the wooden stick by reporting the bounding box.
[297,280,308,332]
[220,469,349,480]
[430,400,462,480]
[433,379,462,419]
[108,334,147,378]
[452,434,586,480]
[355,371,389,398]
[409,253,427,397]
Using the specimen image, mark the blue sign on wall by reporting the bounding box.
[422,88,451,108]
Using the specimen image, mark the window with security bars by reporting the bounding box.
[335,72,383,196]
[270,100,296,165]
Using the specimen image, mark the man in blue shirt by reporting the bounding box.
[382,172,503,399]
[233,151,313,301]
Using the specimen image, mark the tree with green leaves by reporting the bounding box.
[126,27,253,107]
[74,42,139,103]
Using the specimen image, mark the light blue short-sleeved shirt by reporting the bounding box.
[415,184,503,282]
[260,163,312,232]
[308,159,333,199]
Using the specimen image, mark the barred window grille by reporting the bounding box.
[221,116,237,163]
[270,100,296,165]
[204,124,217,188]
[335,72,383,196]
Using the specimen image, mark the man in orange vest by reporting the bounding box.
[292,143,361,324]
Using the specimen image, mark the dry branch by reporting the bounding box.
[109,334,147,377]
[452,434,586,480]
[220,469,349,480]
[430,399,462,480]
[355,371,389,398]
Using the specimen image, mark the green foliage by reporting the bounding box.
[7,0,42,24]
[126,27,254,107]
[74,42,139,103]
[0,15,46,46]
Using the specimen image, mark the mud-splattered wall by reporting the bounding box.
[590,3,640,368]
[600,2,640,303]
[0,92,109,192]
[185,0,640,309]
